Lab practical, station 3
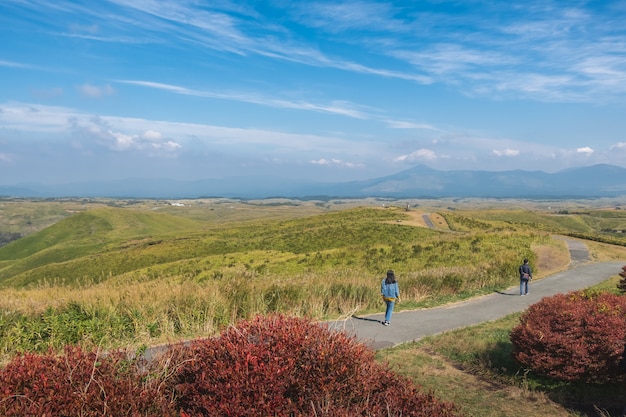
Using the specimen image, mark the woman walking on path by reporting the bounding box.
[381,270,400,326]
[519,258,532,296]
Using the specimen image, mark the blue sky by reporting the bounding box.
[1,0,626,187]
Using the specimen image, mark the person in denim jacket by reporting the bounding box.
[381,270,400,326]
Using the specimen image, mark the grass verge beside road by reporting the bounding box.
[376,274,626,417]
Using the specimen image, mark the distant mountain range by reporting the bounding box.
[2,164,626,199]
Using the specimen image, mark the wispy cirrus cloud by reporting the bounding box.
[291,1,407,33]
[384,120,439,130]
[27,0,432,84]
[0,59,37,69]
[6,0,626,103]
[118,80,370,119]
[0,60,27,68]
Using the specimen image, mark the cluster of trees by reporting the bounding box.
[0,231,21,248]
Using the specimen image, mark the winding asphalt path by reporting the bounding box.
[144,237,624,362]
[326,237,625,350]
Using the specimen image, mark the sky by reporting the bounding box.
[1,0,626,187]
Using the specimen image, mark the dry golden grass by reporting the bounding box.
[586,240,626,262]
[532,238,571,278]
[428,212,450,230]
[378,346,574,417]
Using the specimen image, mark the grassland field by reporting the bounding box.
[1,196,626,416]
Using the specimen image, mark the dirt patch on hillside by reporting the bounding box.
[384,211,449,229]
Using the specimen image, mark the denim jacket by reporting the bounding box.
[381,279,399,300]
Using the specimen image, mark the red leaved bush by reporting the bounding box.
[170,314,462,416]
[0,314,463,416]
[510,290,626,383]
[0,345,177,417]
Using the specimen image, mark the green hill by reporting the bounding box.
[3,204,626,290]
[0,206,426,287]
[0,207,205,287]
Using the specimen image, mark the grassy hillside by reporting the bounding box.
[1,198,626,415]
[450,208,626,236]
[0,204,548,289]
[0,207,204,286]
[0,201,624,358]
[0,203,560,357]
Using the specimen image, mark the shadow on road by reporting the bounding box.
[352,315,383,324]
[494,290,518,296]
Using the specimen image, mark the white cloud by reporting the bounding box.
[576,146,594,154]
[142,130,163,141]
[65,115,181,154]
[109,131,135,150]
[394,148,437,162]
[152,140,181,152]
[0,153,12,163]
[77,84,115,98]
[609,142,626,150]
[310,158,341,165]
[105,129,181,153]
[309,158,364,168]
[0,102,363,156]
[385,120,439,130]
[492,148,520,157]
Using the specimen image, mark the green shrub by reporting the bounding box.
[510,291,626,383]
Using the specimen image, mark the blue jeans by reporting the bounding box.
[385,300,395,322]
[520,279,529,295]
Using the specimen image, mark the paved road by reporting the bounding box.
[326,238,625,350]
[422,214,435,229]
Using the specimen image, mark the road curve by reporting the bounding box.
[327,238,625,350]
[143,238,624,361]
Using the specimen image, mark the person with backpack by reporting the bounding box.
[381,270,400,326]
[519,258,532,296]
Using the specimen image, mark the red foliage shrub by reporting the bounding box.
[171,314,463,416]
[510,291,626,383]
[618,265,626,293]
[0,315,464,416]
[0,345,177,416]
